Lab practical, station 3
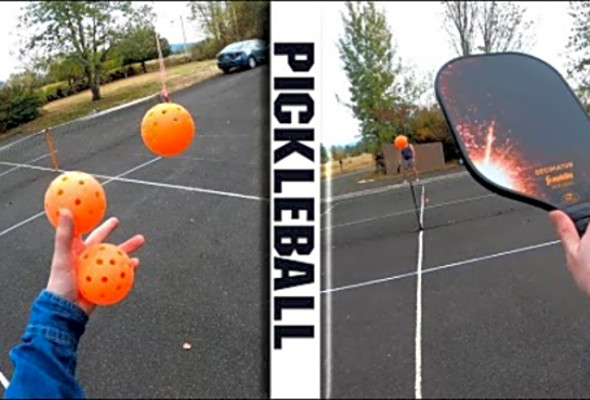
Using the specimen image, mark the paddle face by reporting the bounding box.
[435,52,590,234]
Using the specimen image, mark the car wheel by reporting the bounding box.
[248,56,257,69]
[221,67,230,74]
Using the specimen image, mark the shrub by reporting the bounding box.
[0,87,44,133]
[42,82,70,102]
[190,40,224,61]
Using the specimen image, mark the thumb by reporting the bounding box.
[52,208,75,265]
[550,210,579,258]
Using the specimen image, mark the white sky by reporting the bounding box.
[0,2,575,147]
[318,1,574,147]
[0,1,205,81]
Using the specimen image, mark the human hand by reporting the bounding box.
[550,210,590,297]
[46,208,146,316]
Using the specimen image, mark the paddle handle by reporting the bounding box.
[564,204,590,237]
[574,216,589,238]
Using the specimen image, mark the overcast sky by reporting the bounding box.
[0,2,576,148]
[318,1,574,147]
[0,1,205,81]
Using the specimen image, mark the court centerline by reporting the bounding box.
[414,185,425,399]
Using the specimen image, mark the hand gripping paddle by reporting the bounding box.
[435,52,590,237]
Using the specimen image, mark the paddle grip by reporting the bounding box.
[564,203,590,238]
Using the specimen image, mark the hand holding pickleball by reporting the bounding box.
[550,210,590,297]
[44,171,107,235]
[46,209,145,315]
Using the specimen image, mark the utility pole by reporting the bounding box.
[180,15,189,54]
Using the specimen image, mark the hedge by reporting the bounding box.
[40,53,210,104]
[0,88,44,133]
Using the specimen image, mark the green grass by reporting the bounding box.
[1,59,220,140]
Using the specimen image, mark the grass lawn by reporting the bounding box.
[321,153,375,179]
[1,59,220,140]
[321,152,462,182]
[357,159,462,184]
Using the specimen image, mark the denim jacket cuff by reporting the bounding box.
[24,290,89,348]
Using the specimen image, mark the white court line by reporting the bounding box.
[0,130,45,153]
[0,93,157,153]
[0,157,161,240]
[77,93,157,121]
[321,202,338,218]
[321,239,560,294]
[323,193,495,231]
[0,370,8,389]
[414,185,425,399]
[111,176,265,201]
[0,161,266,202]
[0,211,46,238]
[324,171,469,203]
[0,153,55,179]
[101,157,161,185]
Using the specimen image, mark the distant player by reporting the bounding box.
[398,142,419,182]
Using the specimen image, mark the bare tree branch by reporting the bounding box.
[442,1,478,56]
[442,1,534,56]
[477,1,533,53]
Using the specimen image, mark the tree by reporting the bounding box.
[6,70,44,91]
[321,144,329,163]
[116,26,171,73]
[19,1,142,101]
[188,1,269,48]
[47,55,86,91]
[189,2,230,45]
[477,2,533,53]
[442,1,478,56]
[567,1,590,109]
[410,105,459,161]
[227,1,269,41]
[442,1,533,56]
[338,1,418,174]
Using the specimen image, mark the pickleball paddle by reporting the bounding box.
[435,52,590,237]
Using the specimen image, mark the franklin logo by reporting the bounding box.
[562,192,580,204]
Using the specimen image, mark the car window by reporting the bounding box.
[222,42,247,52]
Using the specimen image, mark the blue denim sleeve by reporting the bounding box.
[4,290,88,399]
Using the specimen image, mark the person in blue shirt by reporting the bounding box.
[4,208,145,399]
[398,142,419,183]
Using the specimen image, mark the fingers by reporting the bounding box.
[84,217,119,246]
[550,210,579,259]
[118,235,146,255]
[130,257,140,269]
[52,209,75,265]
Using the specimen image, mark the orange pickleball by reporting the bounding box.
[44,171,107,235]
[141,102,195,157]
[77,243,135,306]
[394,135,408,149]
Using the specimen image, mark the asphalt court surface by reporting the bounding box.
[0,66,268,398]
[323,171,590,398]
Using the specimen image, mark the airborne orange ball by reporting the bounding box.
[140,102,195,157]
[44,171,107,235]
[77,243,135,306]
[394,135,409,149]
